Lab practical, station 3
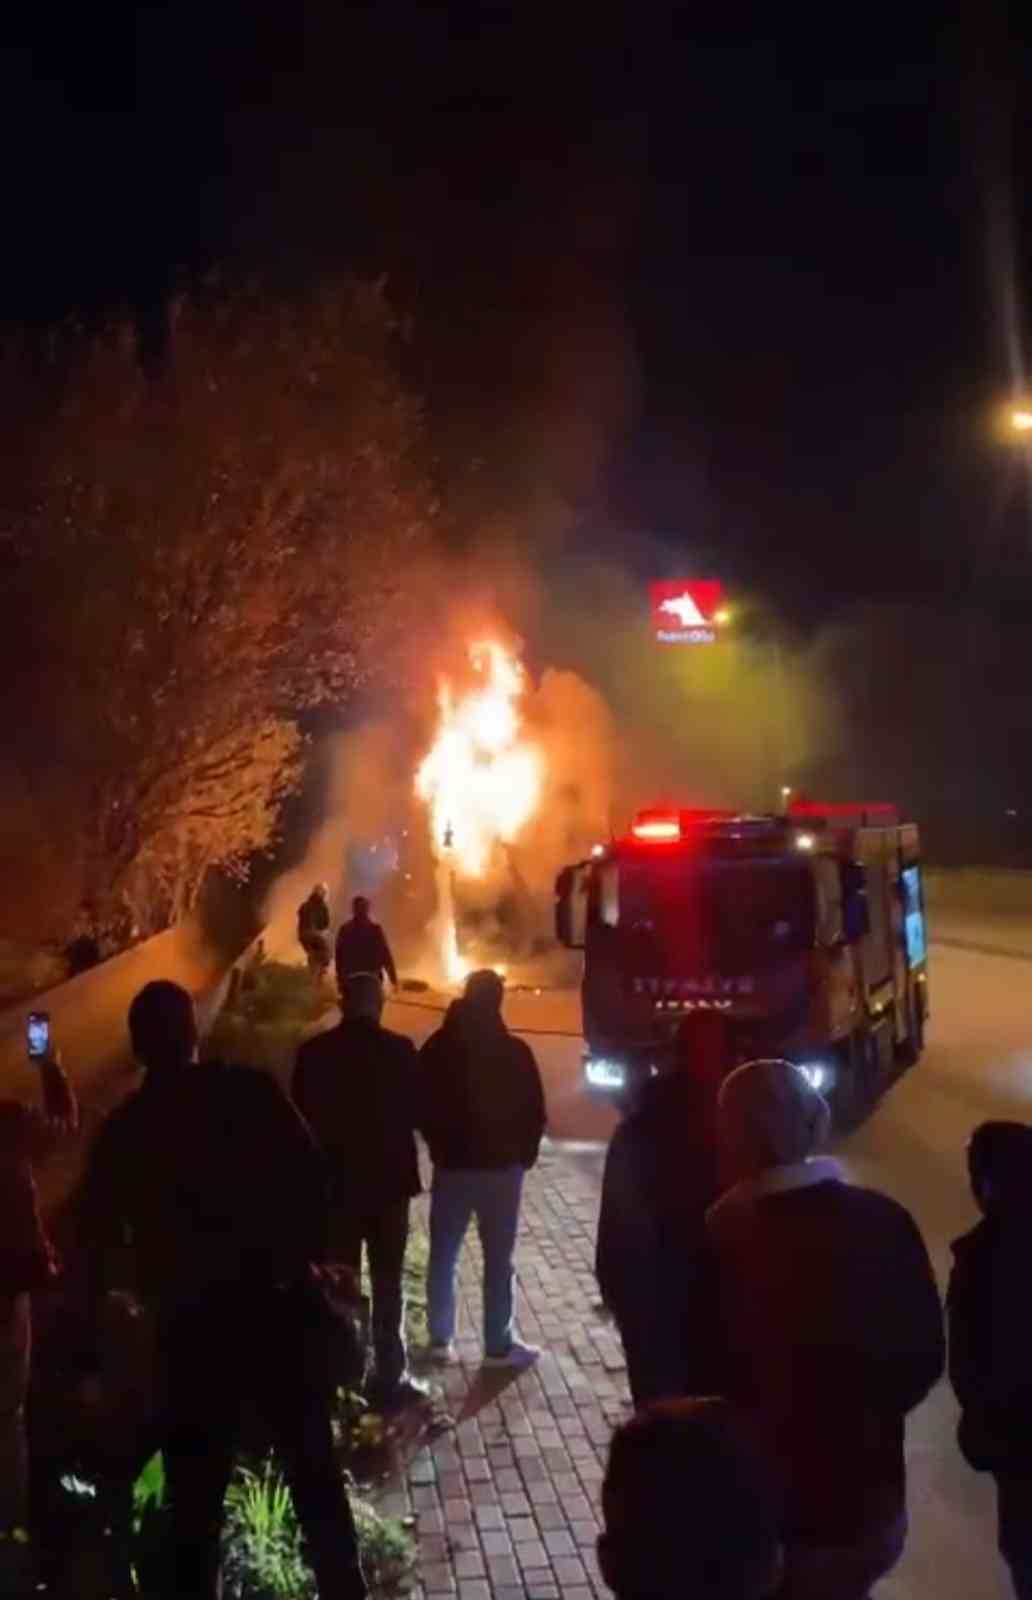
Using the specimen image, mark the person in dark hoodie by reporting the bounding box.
[293,973,426,1413]
[78,980,367,1600]
[335,897,397,991]
[948,1119,1032,1600]
[420,969,546,1370]
[0,1043,76,1588]
[708,1059,943,1600]
[595,1012,731,1407]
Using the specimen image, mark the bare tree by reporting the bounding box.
[0,276,433,941]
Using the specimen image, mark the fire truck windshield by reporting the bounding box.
[616,855,815,974]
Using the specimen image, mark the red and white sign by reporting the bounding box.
[649,580,724,644]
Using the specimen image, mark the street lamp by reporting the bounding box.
[713,601,791,807]
[1011,409,1032,432]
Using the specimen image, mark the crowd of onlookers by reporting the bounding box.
[597,1012,1032,1599]
[1,902,1031,1599]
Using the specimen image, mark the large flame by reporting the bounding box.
[416,640,543,983]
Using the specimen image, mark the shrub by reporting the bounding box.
[222,1459,416,1598]
[203,958,329,1073]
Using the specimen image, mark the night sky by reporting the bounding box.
[3,3,1030,847]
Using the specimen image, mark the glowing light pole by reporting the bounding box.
[713,603,791,810]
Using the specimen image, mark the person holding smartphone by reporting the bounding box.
[0,1013,77,1569]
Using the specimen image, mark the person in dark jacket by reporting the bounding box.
[0,1044,76,1571]
[335,897,397,990]
[947,1119,1032,1600]
[78,980,366,1600]
[599,1398,783,1599]
[293,973,426,1412]
[708,1059,944,1600]
[298,882,331,963]
[420,969,546,1369]
[595,1013,730,1407]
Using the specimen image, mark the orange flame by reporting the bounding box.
[416,640,543,981]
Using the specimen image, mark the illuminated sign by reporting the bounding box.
[649,579,725,644]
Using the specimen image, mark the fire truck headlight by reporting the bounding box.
[799,1061,833,1093]
[585,1057,627,1091]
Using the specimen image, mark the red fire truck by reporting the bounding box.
[554,801,929,1118]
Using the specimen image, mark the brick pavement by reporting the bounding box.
[384,1141,628,1599]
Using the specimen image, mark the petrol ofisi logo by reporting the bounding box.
[649,580,725,645]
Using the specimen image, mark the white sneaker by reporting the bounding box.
[428,1340,457,1366]
[482,1340,541,1371]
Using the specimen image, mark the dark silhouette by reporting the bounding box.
[596,1013,730,1406]
[78,980,366,1600]
[420,970,545,1368]
[0,1047,75,1562]
[293,973,426,1412]
[298,883,332,977]
[708,1058,943,1599]
[948,1119,1032,1600]
[599,1398,783,1599]
[335,896,397,989]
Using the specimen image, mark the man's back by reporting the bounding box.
[79,1063,326,1307]
[420,1000,545,1171]
[293,1019,420,1211]
[710,1173,944,1540]
[335,918,395,984]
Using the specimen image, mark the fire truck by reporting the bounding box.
[554,801,929,1118]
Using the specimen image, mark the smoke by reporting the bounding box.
[261,721,416,961]
[262,613,616,980]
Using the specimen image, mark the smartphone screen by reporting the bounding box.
[27,1012,50,1059]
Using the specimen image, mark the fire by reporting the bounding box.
[416,640,542,983]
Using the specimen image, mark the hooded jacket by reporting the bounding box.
[708,1161,944,1543]
[596,1069,726,1404]
[79,1061,328,1312]
[293,1017,421,1212]
[419,999,545,1171]
[948,1214,1032,1471]
[335,918,397,987]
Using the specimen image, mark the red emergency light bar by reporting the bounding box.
[630,807,738,842]
[632,814,681,842]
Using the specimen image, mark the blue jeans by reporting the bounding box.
[427,1167,524,1357]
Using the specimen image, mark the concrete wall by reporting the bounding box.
[0,916,259,1224]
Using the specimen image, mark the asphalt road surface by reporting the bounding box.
[389,940,1030,1600]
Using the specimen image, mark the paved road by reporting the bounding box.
[385,941,1027,1600]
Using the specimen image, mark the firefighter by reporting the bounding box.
[297,884,331,979]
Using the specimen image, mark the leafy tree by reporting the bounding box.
[0,276,432,942]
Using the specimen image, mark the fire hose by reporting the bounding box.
[387,993,582,1040]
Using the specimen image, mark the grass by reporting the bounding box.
[222,1459,417,1598]
[126,1452,417,1599]
[401,1224,429,1350]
